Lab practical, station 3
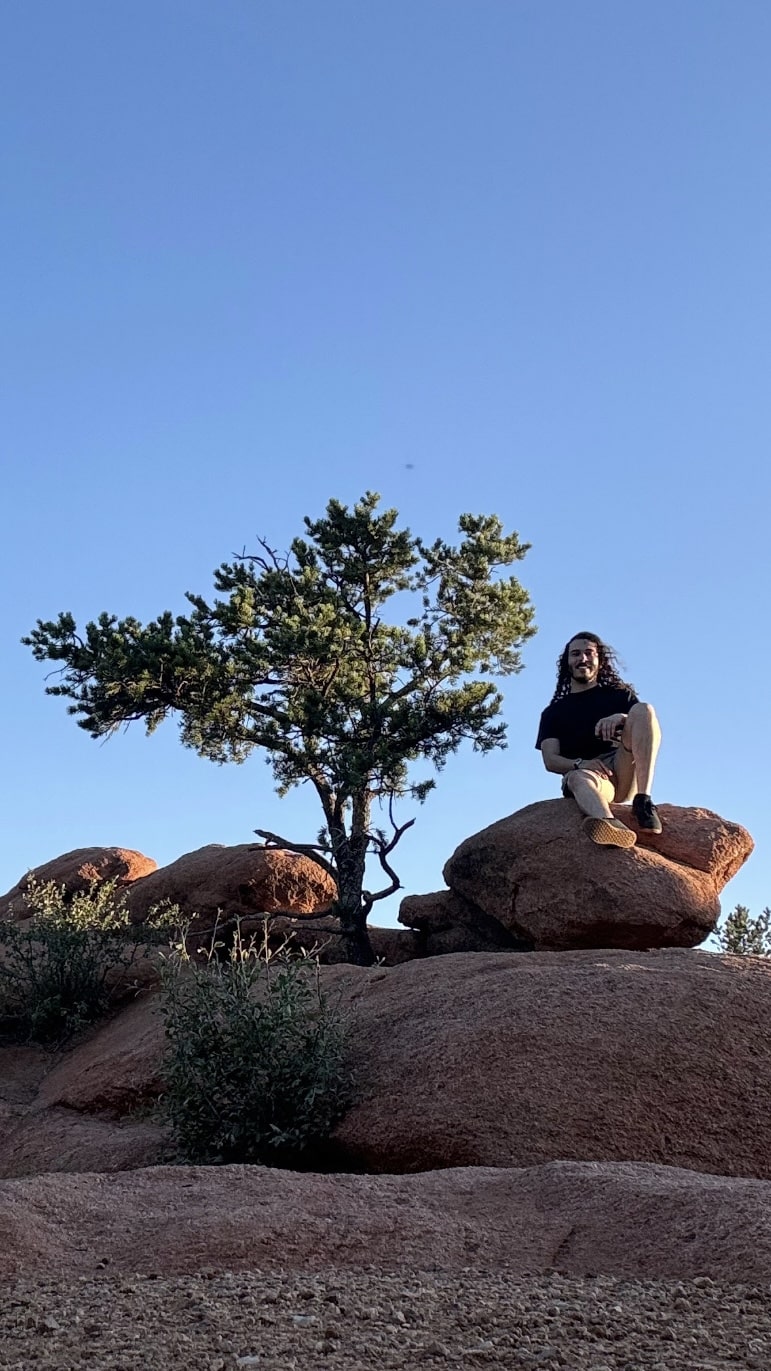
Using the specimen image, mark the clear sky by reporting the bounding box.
[2,1,769,936]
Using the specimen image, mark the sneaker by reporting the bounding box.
[582,816,637,848]
[632,794,663,834]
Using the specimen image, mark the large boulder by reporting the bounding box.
[6,948,771,1185]
[0,997,170,1180]
[35,995,166,1116]
[124,843,337,934]
[329,948,771,1178]
[439,800,753,950]
[0,847,157,922]
[398,889,534,953]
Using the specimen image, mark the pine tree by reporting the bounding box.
[716,904,771,956]
[24,493,536,964]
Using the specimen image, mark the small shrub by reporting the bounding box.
[159,925,353,1165]
[715,904,771,956]
[0,877,178,1043]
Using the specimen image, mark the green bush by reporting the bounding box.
[715,904,771,956]
[159,927,353,1165]
[0,877,177,1043]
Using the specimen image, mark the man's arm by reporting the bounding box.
[540,737,581,775]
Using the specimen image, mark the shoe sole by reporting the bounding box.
[583,817,637,848]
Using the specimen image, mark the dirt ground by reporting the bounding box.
[2,1268,769,1371]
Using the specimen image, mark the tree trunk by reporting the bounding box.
[323,811,373,965]
[333,889,375,966]
[331,827,375,966]
[338,912,375,967]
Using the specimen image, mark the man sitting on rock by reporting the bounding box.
[536,631,662,847]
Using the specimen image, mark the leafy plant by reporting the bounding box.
[25,492,536,963]
[159,925,353,1164]
[0,877,178,1043]
[715,904,771,956]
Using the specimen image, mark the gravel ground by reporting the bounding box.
[2,1269,769,1370]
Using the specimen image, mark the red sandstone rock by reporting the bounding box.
[35,995,166,1116]
[442,800,753,950]
[3,1159,771,1282]
[398,889,533,952]
[0,848,157,921]
[328,949,771,1178]
[0,1027,168,1181]
[0,998,170,1180]
[355,925,421,965]
[6,949,771,1186]
[235,914,421,965]
[124,843,337,933]
[399,888,488,934]
[0,1110,167,1181]
[624,803,754,882]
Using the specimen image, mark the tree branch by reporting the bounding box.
[387,675,420,704]
[253,829,338,884]
[362,813,416,907]
[234,537,292,575]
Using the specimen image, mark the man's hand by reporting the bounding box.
[595,713,627,743]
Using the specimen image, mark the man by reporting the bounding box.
[535,631,662,847]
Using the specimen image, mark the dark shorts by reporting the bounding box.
[561,749,620,797]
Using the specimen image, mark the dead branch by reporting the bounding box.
[362,812,416,906]
[253,829,337,883]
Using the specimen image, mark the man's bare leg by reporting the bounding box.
[618,702,661,796]
[616,702,663,833]
[564,767,615,818]
[564,768,637,847]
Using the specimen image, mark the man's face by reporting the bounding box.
[567,638,600,686]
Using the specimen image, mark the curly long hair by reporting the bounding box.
[552,630,635,701]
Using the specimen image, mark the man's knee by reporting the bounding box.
[564,768,599,797]
[628,701,659,730]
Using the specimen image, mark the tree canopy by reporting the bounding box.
[25,492,536,962]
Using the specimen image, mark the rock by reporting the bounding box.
[354,925,422,966]
[399,889,534,953]
[0,997,172,1180]
[329,948,771,1178]
[9,948,771,1186]
[35,995,166,1116]
[124,844,337,935]
[0,1110,167,1181]
[4,1160,771,1281]
[442,800,753,950]
[232,915,422,965]
[104,945,166,997]
[0,848,157,922]
[0,1045,52,1164]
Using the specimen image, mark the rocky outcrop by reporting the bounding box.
[0,997,169,1180]
[5,948,771,1184]
[226,913,422,965]
[0,847,157,921]
[124,843,337,934]
[0,1110,168,1182]
[4,1160,771,1282]
[399,889,534,953]
[329,948,771,1177]
[419,800,754,951]
[36,996,166,1117]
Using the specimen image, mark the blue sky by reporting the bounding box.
[2,1,768,934]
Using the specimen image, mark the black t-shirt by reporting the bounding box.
[535,685,639,761]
